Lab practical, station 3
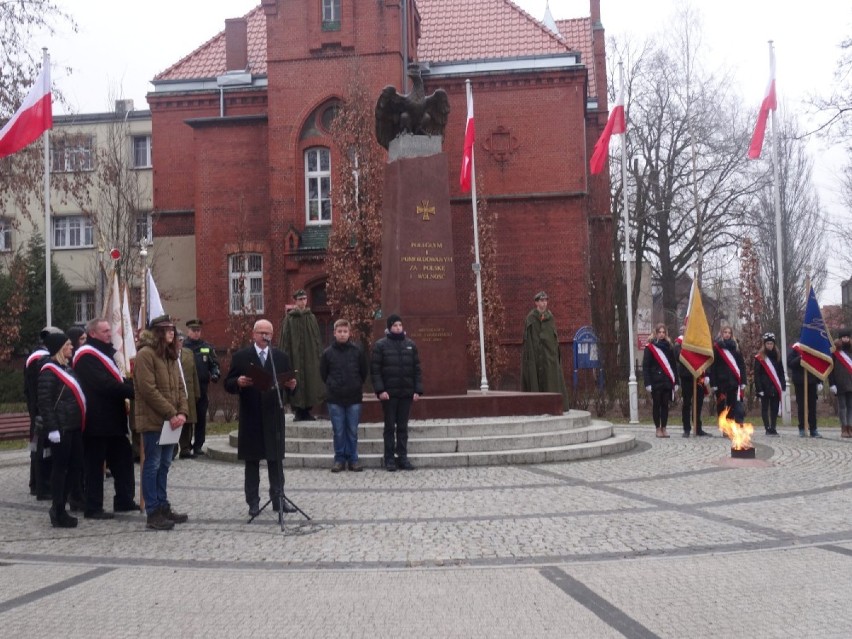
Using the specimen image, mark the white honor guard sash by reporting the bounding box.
[648,343,676,386]
[26,349,49,368]
[756,354,783,397]
[835,350,852,377]
[73,344,123,382]
[714,343,742,384]
[42,363,87,429]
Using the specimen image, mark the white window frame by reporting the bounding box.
[322,0,341,22]
[53,215,94,249]
[229,253,264,314]
[0,219,11,252]
[50,135,95,172]
[136,212,153,246]
[132,135,152,168]
[74,290,96,324]
[304,147,332,225]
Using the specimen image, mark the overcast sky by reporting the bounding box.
[46,0,851,300]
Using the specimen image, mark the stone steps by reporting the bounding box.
[205,411,636,468]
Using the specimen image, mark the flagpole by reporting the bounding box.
[616,62,638,424]
[766,41,790,425]
[466,79,489,392]
[42,48,52,327]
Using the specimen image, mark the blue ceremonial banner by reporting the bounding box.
[793,285,834,381]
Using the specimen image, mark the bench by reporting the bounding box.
[0,413,30,441]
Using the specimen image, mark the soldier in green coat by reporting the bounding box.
[521,291,570,411]
[279,289,325,420]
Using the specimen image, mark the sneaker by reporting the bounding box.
[348,462,363,472]
[397,458,415,471]
[798,428,806,438]
[84,510,115,520]
[810,430,823,438]
[331,462,345,473]
[146,510,174,531]
[161,505,188,524]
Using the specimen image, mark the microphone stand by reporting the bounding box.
[247,339,310,528]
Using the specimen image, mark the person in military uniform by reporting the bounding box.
[183,319,220,456]
[521,291,570,411]
[279,289,324,421]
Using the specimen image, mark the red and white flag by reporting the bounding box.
[0,63,52,159]
[747,48,776,160]
[589,83,625,175]
[459,83,475,192]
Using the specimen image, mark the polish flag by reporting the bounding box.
[747,51,776,160]
[459,83,475,192]
[589,85,625,175]
[0,64,53,159]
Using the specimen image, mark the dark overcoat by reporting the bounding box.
[72,338,135,437]
[224,345,292,462]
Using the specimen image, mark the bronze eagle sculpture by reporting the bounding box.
[375,64,451,149]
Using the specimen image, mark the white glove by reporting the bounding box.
[757,391,764,397]
[739,384,746,391]
[712,386,718,392]
[645,385,652,392]
[703,376,711,387]
[48,430,60,444]
[674,385,679,393]
[830,385,838,395]
[817,383,824,393]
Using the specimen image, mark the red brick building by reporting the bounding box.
[148,0,614,388]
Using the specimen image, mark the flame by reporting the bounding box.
[717,407,754,450]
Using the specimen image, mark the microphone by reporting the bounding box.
[261,336,271,344]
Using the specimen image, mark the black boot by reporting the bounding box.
[50,506,78,528]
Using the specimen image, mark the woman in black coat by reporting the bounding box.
[754,332,786,436]
[37,331,86,528]
[710,326,747,422]
[643,324,678,438]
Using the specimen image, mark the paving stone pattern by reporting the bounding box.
[1,425,851,637]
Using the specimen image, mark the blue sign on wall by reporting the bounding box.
[573,326,603,389]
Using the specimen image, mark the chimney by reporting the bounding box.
[225,18,248,71]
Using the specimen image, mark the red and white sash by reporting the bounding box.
[73,344,123,382]
[756,354,783,396]
[26,349,49,368]
[42,362,87,429]
[834,350,852,376]
[647,343,676,386]
[714,343,742,384]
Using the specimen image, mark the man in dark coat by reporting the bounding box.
[72,318,137,517]
[225,319,298,516]
[183,318,220,456]
[521,291,570,411]
[788,345,823,438]
[279,289,324,421]
[371,314,423,471]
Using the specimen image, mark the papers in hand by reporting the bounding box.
[246,362,295,392]
[159,420,182,445]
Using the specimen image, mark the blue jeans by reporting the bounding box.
[327,403,362,463]
[142,431,174,515]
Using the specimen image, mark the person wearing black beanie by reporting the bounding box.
[371,314,423,471]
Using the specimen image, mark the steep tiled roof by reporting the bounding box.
[415,0,575,63]
[555,17,596,100]
[154,5,267,81]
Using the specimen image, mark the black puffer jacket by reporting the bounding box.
[37,361,84,434]
[710,339,746,389]
[321,340,367,406]
[754,350,786,398]
[371,332,424,398]
[642,339,677,391]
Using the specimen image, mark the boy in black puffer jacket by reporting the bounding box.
[370,314,423,471]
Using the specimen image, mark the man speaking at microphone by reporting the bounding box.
[224,319,297,517]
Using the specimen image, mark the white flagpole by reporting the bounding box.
[42,48,52,327]
[467,79,489,392]
[767,41,790,424]
[617,62,638,424]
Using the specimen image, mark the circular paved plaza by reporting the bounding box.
[1,424,851,637]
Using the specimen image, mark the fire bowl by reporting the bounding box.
[730,447,756,459]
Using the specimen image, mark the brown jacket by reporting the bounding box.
[133,330,189,433]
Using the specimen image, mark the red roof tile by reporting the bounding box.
[556,17,596,100]
[154,5,267,81]
[415,0,575,63]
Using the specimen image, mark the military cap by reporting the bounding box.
[186,319,203,329]
[534,291,549,301]
[293,289,307,299]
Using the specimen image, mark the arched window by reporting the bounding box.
[304,147,331,225]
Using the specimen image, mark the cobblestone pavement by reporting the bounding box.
[1,424,851,638]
